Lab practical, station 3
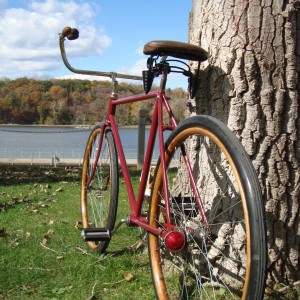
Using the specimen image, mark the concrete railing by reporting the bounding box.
[0,148,160,166]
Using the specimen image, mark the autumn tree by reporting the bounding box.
[189,0,299,293]
[0,78,187,126]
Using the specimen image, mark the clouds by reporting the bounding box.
[0,0,190,89]
[56,58,147,84]
[0,0,111,78]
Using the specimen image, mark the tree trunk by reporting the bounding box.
[189,0,299,289]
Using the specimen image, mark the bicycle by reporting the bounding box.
[59,27,266,300]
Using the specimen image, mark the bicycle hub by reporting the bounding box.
[164,231,186,251]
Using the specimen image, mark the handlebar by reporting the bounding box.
[59,27,143,81]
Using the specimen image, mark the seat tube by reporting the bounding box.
[157,64,172,226]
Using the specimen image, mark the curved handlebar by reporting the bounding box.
[59,27,143,81]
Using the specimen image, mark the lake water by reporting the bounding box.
[0,125,163,163]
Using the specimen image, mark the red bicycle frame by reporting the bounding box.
[86,89,209,238]
[59,32,209,238]
[104,90,177,237]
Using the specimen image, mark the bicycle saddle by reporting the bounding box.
[143,40,208,62]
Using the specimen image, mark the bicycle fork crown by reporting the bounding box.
[164,231,186,251]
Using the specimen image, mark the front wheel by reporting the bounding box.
[81,124,119,253]
[148,116,266,299]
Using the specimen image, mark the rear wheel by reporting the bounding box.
[148,116,266,299]
[81,124,119,253]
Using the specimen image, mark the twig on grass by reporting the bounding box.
[265,280,300,296]
[102,273,134,287]
[102,279,126,287]
[107,240,146,256]
[277,280,300,293]
[16,267,57,272]
[75,246,106,269]
[39,242,65,254]
[86,280,99,300]
[75,246,96,257]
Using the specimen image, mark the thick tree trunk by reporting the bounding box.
[189,0,299,289]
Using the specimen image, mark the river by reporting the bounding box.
[0,125,163,164]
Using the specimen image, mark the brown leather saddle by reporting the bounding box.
[143,40,208,62]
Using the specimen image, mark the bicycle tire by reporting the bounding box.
[148,115,266,299]
[81,124,119,253]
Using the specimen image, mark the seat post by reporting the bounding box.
[159,57,169,92]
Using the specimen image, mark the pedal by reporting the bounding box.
[81,228,111,242]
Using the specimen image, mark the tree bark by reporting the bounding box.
[189,0,299,288]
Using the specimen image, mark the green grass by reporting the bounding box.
[0,166,154,300]
[1,167,299,300]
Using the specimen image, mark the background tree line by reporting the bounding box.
[0,78,188,126]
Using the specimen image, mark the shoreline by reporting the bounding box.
[0,124,147,129]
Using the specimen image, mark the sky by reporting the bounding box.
[0,0,192,89]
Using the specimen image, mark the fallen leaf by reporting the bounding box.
[11,241,19,248]
[41,238,48,246]
[47,229,55,235]
[74,221,82,229]
[124,273,134,282]
[8,200,16,206]
[0,228,8,238]
[53,287,66,295]
[25,232,31,239]
[56,255,64,260]
[55,187,63,192]
[48,220,54,225]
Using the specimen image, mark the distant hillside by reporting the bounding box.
[0,78,188,126]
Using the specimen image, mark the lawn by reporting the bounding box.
[1,166,298,300]
[0,166,154,300]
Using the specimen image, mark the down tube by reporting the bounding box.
[108,116,136,212]
[134,100,159,216]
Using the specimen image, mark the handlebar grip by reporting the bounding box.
[61,27,79,40]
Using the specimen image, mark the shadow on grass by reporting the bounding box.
[0,166,81,185]
[0,165,143,185]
